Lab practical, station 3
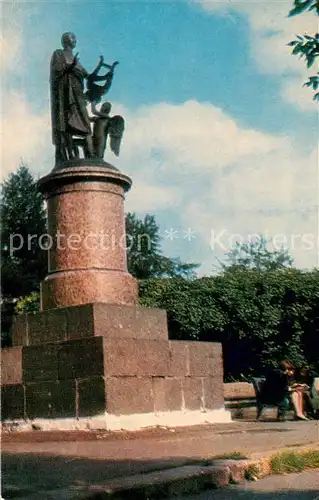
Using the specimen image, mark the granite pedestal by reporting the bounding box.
[1,161,230,429]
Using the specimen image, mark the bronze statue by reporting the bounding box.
[50,32,123,165]
[91,102,125,158]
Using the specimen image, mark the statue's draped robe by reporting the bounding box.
[50,49,91,145]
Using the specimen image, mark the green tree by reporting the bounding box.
[288,0,319,100]
[1,163,47,298]
[139,267,319,379]
[126,212,198,279]
[223,236,293,272]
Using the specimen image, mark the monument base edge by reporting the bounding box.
[2,408,232,432]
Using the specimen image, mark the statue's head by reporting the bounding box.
[101,102,112,115]
[61,32,76,49]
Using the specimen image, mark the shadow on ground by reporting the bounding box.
[2,453,319,499]
[183,470,319,500]
[200,489,319,500]
[1,453,207,497]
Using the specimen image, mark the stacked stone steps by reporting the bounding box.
[1,303,224,422]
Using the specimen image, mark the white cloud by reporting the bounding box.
[196,0,318,110]
[0,31,21,72]
[115,100,318,271]
[1,92,51,180]
[116,100,285,173]
[125,180,182,213]
[1,16,52,180]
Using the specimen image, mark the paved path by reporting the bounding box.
[178,470,319,499]
[2,420,319,497]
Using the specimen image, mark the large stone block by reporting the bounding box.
[25,380,76,419]
[51,380,76,418]
[22,344,59,382]
[182,378,203,410]
[1,384,25,420]
[65,304,95,340]
[58,337,104,380]
[168,341,189,377]
[26,380,53,418]
[104,339,170,377]
[28,308,67,345]
[12,309,68,347]
[12,303,169,346]
[1,347,22,385]
[26,312,50,345]
[103,339,139,377]
[188,342,223,377]
[94,303,168,340]
[105,377,153,415]
[153,377,182,412]
[224,382,255,400]
[77,376,106,417]
[12,315,28,346]
[202,377,224,409]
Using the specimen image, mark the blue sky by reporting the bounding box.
[2,0,318,273]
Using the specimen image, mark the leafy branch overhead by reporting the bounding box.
[288,0,319,101]
[289,0,319,16]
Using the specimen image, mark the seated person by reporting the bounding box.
[295,366,316,418]
[261,361,308,420]
[287,365,310,420]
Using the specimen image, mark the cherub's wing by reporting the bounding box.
[108,115,125,156]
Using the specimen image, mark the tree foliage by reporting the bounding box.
[126,212,198,279]
[289,0,319,17]
[223,236,293,272]
[139,267,319,380]
[15,292,41,315]
[1,163,47,298]
[288,0,319,100]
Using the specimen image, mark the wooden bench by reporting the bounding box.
[224,381,291,420]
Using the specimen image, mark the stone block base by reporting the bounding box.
[12,303,169,346]
[2,304,229,426]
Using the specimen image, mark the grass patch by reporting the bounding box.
[212,451,248,461]
[244,464,260,481]
[270,450,319,474]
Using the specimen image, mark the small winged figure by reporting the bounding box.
[91,101,125,158]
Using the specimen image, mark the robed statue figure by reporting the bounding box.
[50,32,125,165]
[50,32,118,165]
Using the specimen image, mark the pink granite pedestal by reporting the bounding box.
[1,161,230,429]
[38,162,138,310]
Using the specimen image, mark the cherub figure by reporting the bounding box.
[90,101,125,158]
[85,56,119,104]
